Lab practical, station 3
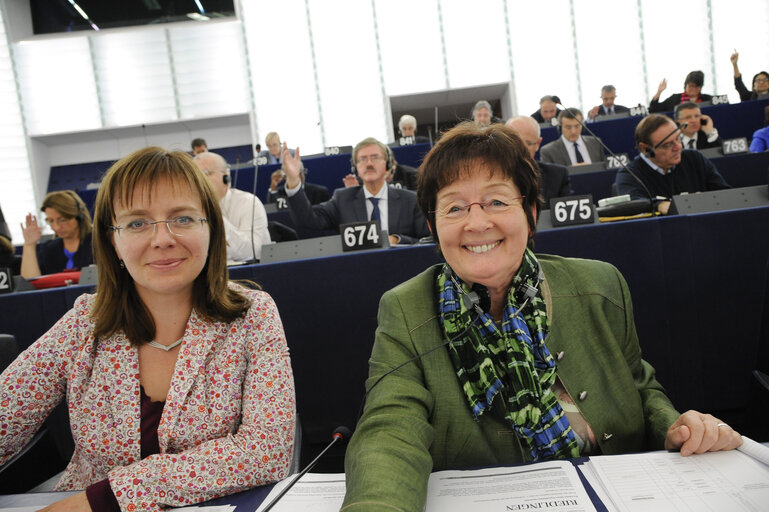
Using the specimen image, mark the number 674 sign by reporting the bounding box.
[549,194,596,227]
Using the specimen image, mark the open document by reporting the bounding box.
[580,438,769,512]
[255,473,346,512]
[425,461,597,512]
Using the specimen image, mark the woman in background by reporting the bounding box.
[20,190,93,278]
[1,147,296,512]
[730,51,769,102]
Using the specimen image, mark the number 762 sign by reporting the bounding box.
[549,194,596,227]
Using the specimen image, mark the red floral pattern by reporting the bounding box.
[0,285,295,511]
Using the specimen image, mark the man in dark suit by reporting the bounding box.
[506,116,573,204]
[588,85,631,120]
[673,102,722,150]
[281,138,430,245]
[539,108,605,167]
[266,167,330,205]
[530,95,559,125]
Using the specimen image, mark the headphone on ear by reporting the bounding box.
[222,173,231,185]
[66,190,85,222]
[643,142,655,159]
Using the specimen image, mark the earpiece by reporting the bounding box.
[643,143,655,159]
[67,190,85,222]
[223,174,231,185]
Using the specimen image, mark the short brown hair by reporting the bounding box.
[417,122,541,247]
[41,190,92,241]
[634,114,675,148]
[91,147,250,345]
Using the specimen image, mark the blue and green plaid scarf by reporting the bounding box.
[437,248,579,461]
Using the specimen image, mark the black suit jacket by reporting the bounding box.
[537,162,573,205]
[693,130,722,150]
[390,164,418,191]
[267,181,330,205]
[286,185,430,244]
[595,104,630,117]
[649,93,713,113]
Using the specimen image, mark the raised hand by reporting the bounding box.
[21,213,42,246]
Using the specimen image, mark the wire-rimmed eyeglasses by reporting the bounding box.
[109,216,208,237]
[429,197,525,221]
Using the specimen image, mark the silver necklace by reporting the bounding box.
[146,337,184,351]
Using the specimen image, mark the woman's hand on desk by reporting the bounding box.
[36,491,91,512]
[664,410,743,456]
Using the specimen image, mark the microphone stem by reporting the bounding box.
[261,436,342,512]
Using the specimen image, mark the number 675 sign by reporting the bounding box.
[549,194,596,227]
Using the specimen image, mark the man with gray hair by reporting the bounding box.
[506,116,573,204]
[588,85,631,120]
[530,95,559,124]
[396,114,429,145]
[193,151,271,262]
[471,100,495,126]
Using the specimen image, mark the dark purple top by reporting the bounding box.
[85,386,164,512]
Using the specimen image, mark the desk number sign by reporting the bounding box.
[340,220,382,251]
[0,267,12,294]
[606,153,629,169]
[275,197,288,210]
[549,194,595,227]
[722,137,748,155]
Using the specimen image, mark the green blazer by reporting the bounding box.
[342,255,680,512]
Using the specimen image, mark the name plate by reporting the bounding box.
[549,194,595,227]
[0,267,12,294]
[340,220,383,251]
[256,156,269,166]
[711,95,730,105]
[399,136,415,146]
[722,137,749,155]
[629,105,649,117]
[606,153,629,168]
[324,146,341,156]
[275,197,289,210]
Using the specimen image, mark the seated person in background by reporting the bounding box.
[615,114,730,215]
[267,166,330,205]
[750,106,769,152]
[396,114,430,145]
[506,115,573,203]
[21,190,93,278]
[649,71,713,113]
[385,146,418,191]
[674,102,722,150]
[530,95,560,124]
[281,138,430,245]
[258,132,293,165]
[191,137,207,154]
[0,234,21,275]
[471,100,495,127]
[730,50,769,102]
[0,147,296,511]
[342,122,741,512]
[588,85,631,120]
[194,151,271,262]
[539,107,605,167]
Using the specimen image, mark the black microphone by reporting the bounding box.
[555,103,659,215]
[260,426,352,512]
[250,154,260,263]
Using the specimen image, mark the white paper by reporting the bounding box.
[254,473,346,512]
[737,435,769,466]
[584,450,769,512]
[167,507,235,512]
[425,461,597,512]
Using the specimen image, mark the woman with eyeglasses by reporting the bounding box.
[342,123,742,512]
[0,147,296,511]
[20,190,93,278]
[730,50,769,102]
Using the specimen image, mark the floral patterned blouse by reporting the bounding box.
[0,285,296,511]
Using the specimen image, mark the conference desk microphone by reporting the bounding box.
[260,425,352,512]
[554,103,681,216]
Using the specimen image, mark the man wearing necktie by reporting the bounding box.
[281,137,430,245]
[539,107,606,167]
[674,102,722,151]
[588,85,631,121]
